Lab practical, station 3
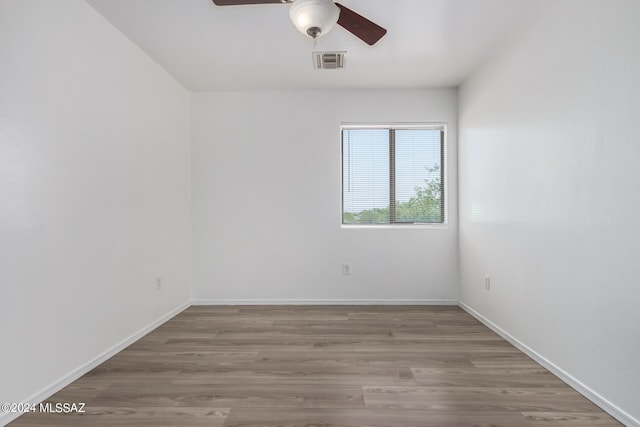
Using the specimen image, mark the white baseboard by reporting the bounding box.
[458,301,639,427]
[0,301,191,427]
[191,298,459,306]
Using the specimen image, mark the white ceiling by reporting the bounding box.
[86,0,544,92]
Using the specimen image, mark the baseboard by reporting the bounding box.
[458,301,639,427]
[191,298,459,306]
[1,301,191,427]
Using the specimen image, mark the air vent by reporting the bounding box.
[313,51,346,70]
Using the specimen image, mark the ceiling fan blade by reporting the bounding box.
[335,3,387,46]
[212,0,284,5]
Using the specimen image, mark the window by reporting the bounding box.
[342,125,445,225]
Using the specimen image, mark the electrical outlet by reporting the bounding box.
[155,277,162,291]
[342,263,351,276]
[484,275,491,290]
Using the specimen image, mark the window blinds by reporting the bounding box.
[342,126,444,225]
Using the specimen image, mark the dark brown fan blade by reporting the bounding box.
[212,0,284,5]
[335,3,387,46]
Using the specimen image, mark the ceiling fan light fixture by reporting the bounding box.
[289,0,340,39]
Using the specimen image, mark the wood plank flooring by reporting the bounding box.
[10,305,621,426]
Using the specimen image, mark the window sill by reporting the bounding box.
[341,223,448,230]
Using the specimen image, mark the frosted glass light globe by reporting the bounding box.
[289,0,340,39]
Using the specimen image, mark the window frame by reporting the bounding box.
[340,123,447,227]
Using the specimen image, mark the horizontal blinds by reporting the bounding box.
[342,126,444,225]
[394,129,443,223]
[342,129,390,224]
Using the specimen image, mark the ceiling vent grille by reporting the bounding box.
[313,51,346,70]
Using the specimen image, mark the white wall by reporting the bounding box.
[192,89,458,303]
[458,0,640,424]
[0,0,191,417]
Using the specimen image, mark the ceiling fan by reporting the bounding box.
[211,0,387,46]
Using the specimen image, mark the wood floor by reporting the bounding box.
[11,305,620,426]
